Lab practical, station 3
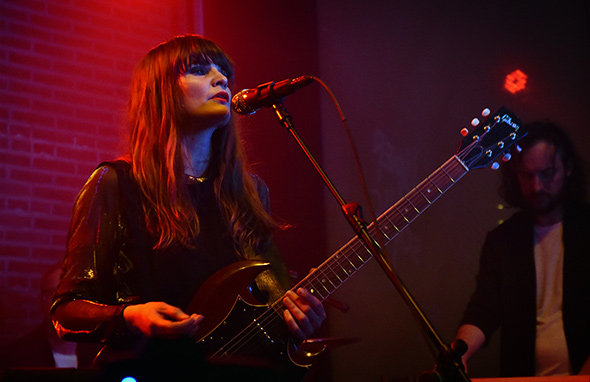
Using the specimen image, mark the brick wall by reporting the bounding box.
[0,0,202,344]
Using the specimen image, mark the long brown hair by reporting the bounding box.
[125,34,279,254]
[499,121,587,210]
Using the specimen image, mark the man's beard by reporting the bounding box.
[521,190,565,216]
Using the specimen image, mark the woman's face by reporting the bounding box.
[178,61,232,129]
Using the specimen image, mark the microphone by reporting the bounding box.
[231,75,314,115]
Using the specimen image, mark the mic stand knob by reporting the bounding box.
[418,340,469,382]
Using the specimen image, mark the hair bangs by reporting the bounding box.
[175,35,234,83]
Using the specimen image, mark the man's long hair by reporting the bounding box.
[125,34,279,254]
[499,121,587,210]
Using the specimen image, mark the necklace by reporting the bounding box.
[186,174,207,184]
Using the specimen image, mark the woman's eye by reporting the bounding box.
[187,65,208,75]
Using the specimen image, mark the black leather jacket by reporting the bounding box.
[51,161,291,345]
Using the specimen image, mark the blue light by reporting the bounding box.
[121,377,137,382]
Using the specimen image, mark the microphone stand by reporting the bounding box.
[270,100,470,382]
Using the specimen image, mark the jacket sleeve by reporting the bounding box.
[459,229,504,344]
[51,165,137,343]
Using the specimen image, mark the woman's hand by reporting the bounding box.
[282,288,326,342]
[123,301,204,339]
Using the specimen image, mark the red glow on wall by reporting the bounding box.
[504,69,528,94]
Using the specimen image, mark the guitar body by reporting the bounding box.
[188,260,311,381]
[95,260,310,381]
[186,260,274,342]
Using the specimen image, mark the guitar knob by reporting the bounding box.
[471,118,480,127]
[481,108,491,117]
[460,127,469,137]
[502,153,512,162]
[515,144,522,152]
[491,162,500,170]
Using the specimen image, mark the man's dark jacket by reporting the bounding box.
[460,203,590,376]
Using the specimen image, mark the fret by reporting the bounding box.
[440,164,456,183]
[433,159,463,191]
[448,156,468,181]
[406,188,430,212]
[395,198,419,223]
[313,270,335,294]
[415,185,433,205]
[333,258,353,283]
[369,224,387,241]
[270,300,285,316]
[319,270,337,291]
[349,243,371,264]
[337,253,359,276]
[310,288,326,301]
[379,228,391,241]
[387,209,409,236]
[308,276,330,298]
[336,252,358,274]
[291,155,471,304]
[393,204,410,223]
[378,215,400,239]
[403,196,420,213]
[333,254,354,276]
[316,262,338,284]
[326,261,345,284]
[423,176,443,194]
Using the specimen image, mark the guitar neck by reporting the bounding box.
[277,154,469,307]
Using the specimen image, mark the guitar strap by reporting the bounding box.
[98,160,154,303]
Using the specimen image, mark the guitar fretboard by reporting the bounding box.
[213,107,524,366]
[272,154,469,313]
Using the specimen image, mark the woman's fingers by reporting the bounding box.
[283,288,326,341]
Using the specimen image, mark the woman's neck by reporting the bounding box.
[182,127,217,177]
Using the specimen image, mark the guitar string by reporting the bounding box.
[212,241,371,359]
[216,246,362,358]
[209,156,469,362]
[214,115,519,361]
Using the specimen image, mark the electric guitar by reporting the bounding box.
[182,106,526,378]
[96,107,526,380]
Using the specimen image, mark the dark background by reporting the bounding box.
[1,1,589,380]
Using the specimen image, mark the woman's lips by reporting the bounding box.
[211,91,229,102]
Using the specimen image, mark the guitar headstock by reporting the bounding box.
[457,106,527,170]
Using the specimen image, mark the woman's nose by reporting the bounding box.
[211,67,228,88]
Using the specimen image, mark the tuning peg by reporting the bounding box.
[515,144,522,152]
[471,118,480,127]
[491,162,500,170]
[481,108,491,117]
[460,127,469,136]
[502,153,512,162]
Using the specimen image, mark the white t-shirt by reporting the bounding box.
[52,351,78,369]
[534,222,570,376]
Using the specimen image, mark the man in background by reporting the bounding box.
[454,121,590,376]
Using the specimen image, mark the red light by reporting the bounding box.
[504,69,527,94]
